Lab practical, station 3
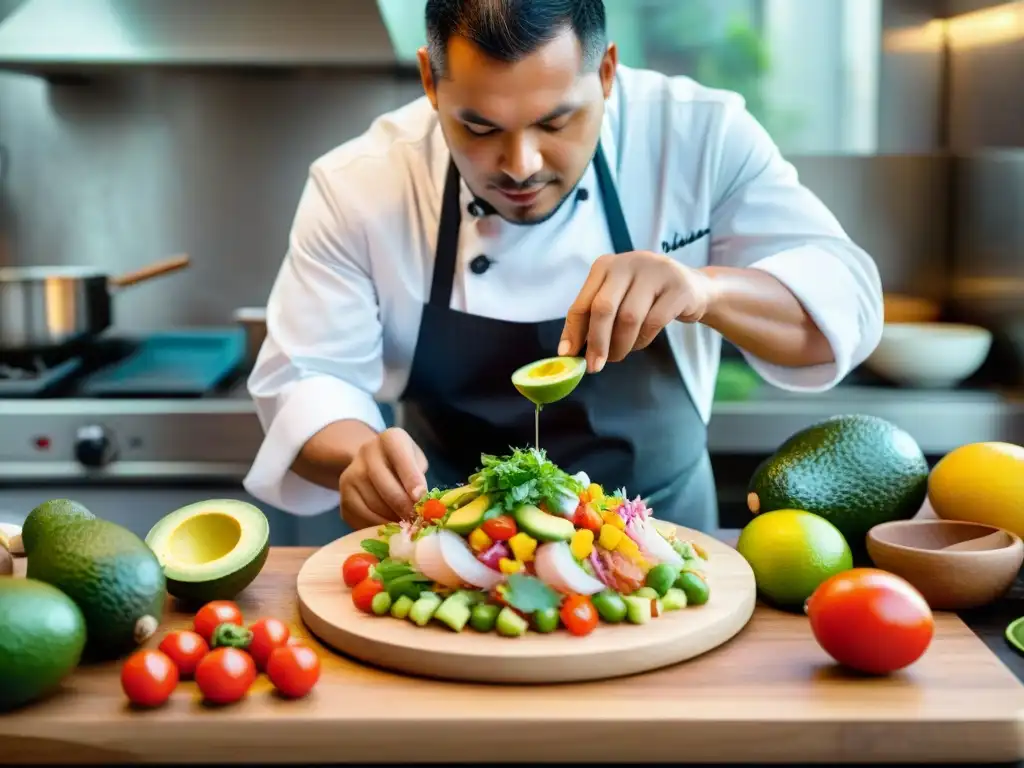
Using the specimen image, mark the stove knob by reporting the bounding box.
[75,425,115,468]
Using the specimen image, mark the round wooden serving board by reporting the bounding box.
[296,523,757,684]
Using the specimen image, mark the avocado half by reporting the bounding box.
[511,356,586,405]
[146,499,270,604]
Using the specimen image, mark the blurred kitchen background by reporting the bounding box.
[0,0,1021,541]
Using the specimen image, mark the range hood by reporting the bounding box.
[0,0,414,76]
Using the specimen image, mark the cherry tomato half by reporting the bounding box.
[342,552,379,588]
[195,647,257,705]
[121,649,179,707]
[481,515,517,541]
[572,505,603,534]
[806,567,934,675]
[248,617,291,670]
[420,498,447,521]
[158,629,209,678]
[351,576,385,614]
[193,601,244,643]
[267,643,321,699]
[560,594,599,636]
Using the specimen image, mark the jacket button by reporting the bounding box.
[470,254,492,274]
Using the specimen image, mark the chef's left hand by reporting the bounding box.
[559,251,715,372]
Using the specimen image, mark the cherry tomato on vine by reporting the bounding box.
[193,601,244,643]
[158,630,209,678]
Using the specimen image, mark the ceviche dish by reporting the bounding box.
[341,448,712,638]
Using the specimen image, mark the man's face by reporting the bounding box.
[420,30,616,224]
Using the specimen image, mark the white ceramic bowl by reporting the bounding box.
[864,322,993,388]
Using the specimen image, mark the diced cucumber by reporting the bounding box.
[390,594,415,619]
[622,595,653,625]
[496,606,529,637]
[435,594,473,632]
[532,606,559,633]
[371,591,392,615]
[409,592,443,626]
[469,603,500,632]
[632,586,660,601]
[662,587,687,611]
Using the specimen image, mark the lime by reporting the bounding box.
[511,356,586,405]
[736,509,853,610]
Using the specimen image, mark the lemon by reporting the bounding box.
[929,442,1024,537]
[736,509,853,610]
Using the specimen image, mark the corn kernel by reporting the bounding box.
[498,557,523,574]
[570,528,595,560]
[508,532,537,562]
[468,528,492,552]
[616,534,641,561]
[598,524,623,550]
[602,509,626,530]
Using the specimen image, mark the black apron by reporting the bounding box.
[398,144,717,531]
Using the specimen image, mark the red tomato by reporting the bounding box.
[193,601,244,643]
[121,649,179,707]
[158,630,209,678]
[342,552,379,588]
[267,643,321,699]
[194,647,257,705]
[248,617,291,670]
[806,567,934,675]
[572,505,603,533]
[420,498,447,521]
[481,515,517,541]
[560,594,599,636]
[351,576,385,613]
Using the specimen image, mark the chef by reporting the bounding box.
[243,0,884,534]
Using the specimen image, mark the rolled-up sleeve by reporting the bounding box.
[244,166,387,516]
[707,98,884,391]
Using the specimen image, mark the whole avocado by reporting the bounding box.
[747,414,929,549]
[27,518,166,660]
[21,498,95,554]
[0,578,87,711]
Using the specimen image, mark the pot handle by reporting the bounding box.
[109,253,190,288]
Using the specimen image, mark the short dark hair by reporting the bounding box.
[425,0,607,77]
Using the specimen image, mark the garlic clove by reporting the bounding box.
[0,523,24,556]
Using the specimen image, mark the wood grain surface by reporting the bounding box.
[297,524,757,683]
[3,547,1024,765]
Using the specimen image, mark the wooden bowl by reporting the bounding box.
[866,520,1023,610]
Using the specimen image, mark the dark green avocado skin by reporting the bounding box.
[748,414,930,551]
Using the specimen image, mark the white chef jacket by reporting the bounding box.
[243,64,884,516]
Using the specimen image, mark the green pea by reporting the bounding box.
[591,590,628,623]
[645,563,680,597]
[533,607,560,633]
[675,570,710,606]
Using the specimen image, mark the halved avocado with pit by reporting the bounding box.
[145,499,270,604]
[511,356,586,405]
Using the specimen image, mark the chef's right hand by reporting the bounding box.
[339,427,429,530]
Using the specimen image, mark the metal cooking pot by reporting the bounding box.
[0,253,190,353]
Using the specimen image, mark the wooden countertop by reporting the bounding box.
[4,546,1024,765]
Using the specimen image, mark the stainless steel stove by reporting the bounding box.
[0,329,264,483]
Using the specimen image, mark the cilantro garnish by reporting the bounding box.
[496,573,562,614]
[372,558,433,600]
[469,447,583,520]
[360,538,390,560]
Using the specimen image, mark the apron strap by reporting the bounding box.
[429,144,633,310]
